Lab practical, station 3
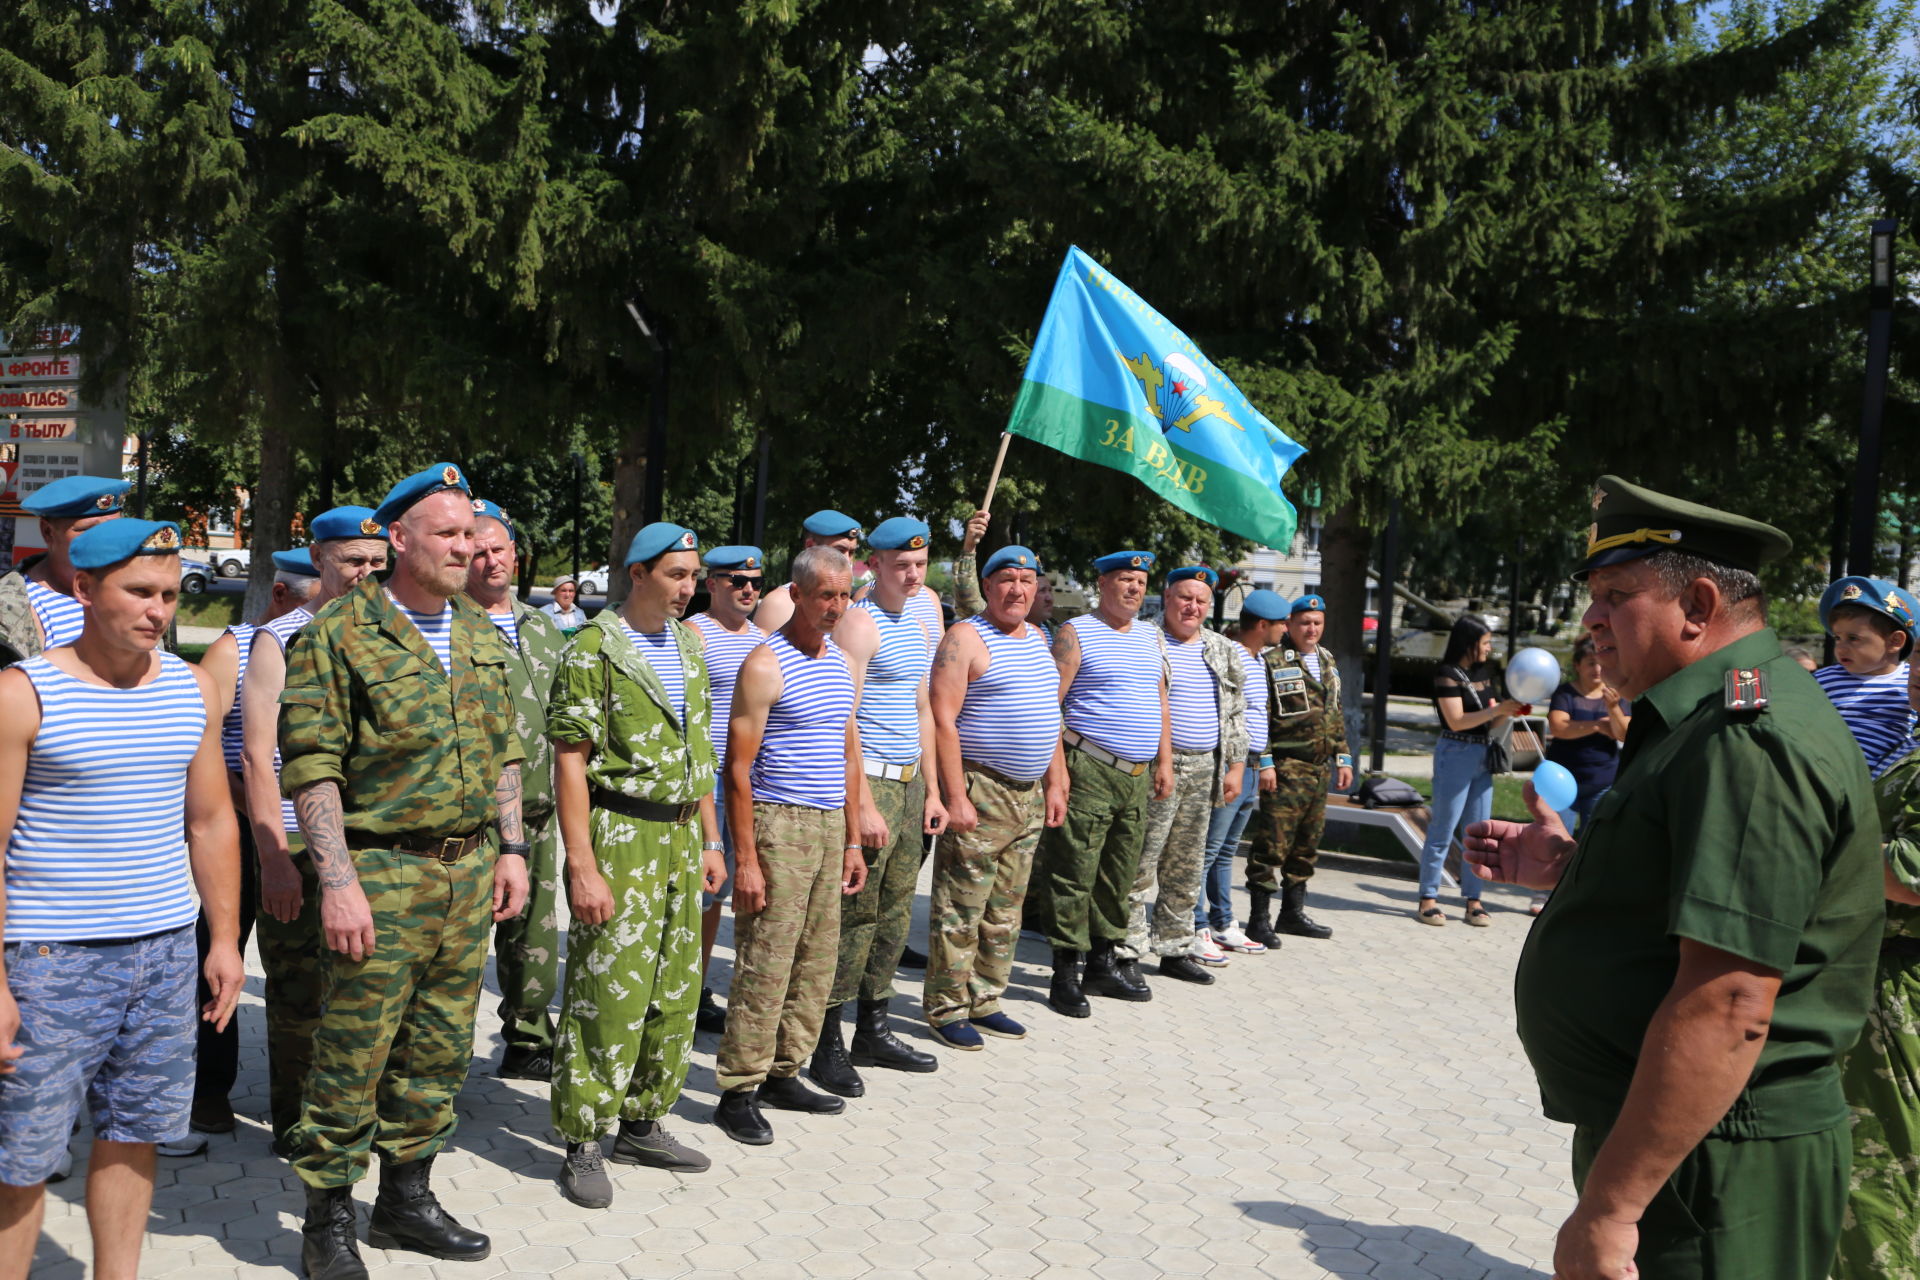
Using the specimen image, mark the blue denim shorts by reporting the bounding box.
[0,927,197,1184]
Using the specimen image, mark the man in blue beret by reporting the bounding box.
[687,545,769,1034]
[753,509,864,631]
[1027,550,1173,1016]
[0,518,244,1280]
[0,475,129,666]
[462,499,569,1084]
[809,517,946,1094]
[951,511,1057,641]
[277,463,528,1274]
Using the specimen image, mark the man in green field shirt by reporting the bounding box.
[1467,476,1883,1280]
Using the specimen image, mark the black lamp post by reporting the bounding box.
[624,296,670,527]
[1850,220,1897,577]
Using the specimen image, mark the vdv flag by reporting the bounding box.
[1004,246,1306,549]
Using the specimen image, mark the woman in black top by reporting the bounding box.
[1416,617,1523,926]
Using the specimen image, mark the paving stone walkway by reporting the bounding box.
[31,860,1570,1278]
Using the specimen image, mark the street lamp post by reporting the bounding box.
[624,296,671,527]
[1850,220,1897,577]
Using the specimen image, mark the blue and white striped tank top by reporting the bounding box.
[394,598,454,674]
[7,653,204,941]
[752,631,855,809]
[24,577,84,648]
[486,608,521,653]
[1815,662,1916,776]
[1165,630,1219,752]
[689,614,764,768]
[1240,645,1270,756]
[906,587,946,654]
[1062,613,1165,763]
[253,607,313,833]
[852,596,934,766]
[221,622,258,771]
[955,616,1060,782]
[622,622,686,725]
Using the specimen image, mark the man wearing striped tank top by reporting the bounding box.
[809,517,947,1097]
[749,508,863,633]
[688,544,768,1034]
[926,546,1068,1046]
[1028,550,1174,1015]
[0,475,129,668]
[466,499,568,1084]
[240,510,389,1156]
[0,519,243,1280]
[712,546,865,1145]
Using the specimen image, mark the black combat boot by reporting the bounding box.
[1048,948,1090,1018]
[367,1156,490,1261]
[806,1004,866,1098]
[1082,939,1151,1002]
[713,1087,773,1145]
[1112,946,1153,999]
[1277,881,1333,939]
[301,1186,368,1280]
[758,1074,846,1114]
[850,999,938,1072]
[1245,887,1280,948]
[1158,954,1215,984]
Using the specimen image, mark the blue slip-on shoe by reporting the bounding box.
[969,1012,1027,1040]
[929,1021,985,1051]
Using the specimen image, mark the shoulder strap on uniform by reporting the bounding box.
[1724,666,1770,715]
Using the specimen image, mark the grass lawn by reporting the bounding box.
[176,594,243,631]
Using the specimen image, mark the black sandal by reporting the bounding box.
[1464,904,1491,927]
[1416,906,1446,927]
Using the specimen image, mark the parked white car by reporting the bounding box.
[214,547,251,578]
[567,565,613,596]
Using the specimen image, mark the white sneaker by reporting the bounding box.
[158,1133,208,1157]
[1192,930,1230,966]
[1214,922,1269,955]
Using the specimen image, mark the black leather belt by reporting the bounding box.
[592,787,699,825]
[351,831,485,863]
[1437,730,1488,745]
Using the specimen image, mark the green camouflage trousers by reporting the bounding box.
[924,766,1043,1027]
[1833,952,1920,1280]
[1247,758,1328,891]
[550,809,702,1143]
[1122,748,1215,960]
[492,805,561,1053]
[254,837,323,1142]
[830,773,925,1006]
[714,803,845,1092]
[1027,745,1150,951]
[291,847,493,1188]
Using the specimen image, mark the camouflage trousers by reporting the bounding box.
[550,809,701,1143]
[1833,951,1920,1280]
[714,803,845,1092]
[254,836,323,1142]
[1247,758,1329,891]
[290,846,493,1188]
[1122,748,1216,960]
[830,773,925,1006]
[1027,746,1151,951]
[492,805,561,1053]
[924,765,1043,1027]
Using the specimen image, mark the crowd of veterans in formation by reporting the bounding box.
[0,466,1915,1280]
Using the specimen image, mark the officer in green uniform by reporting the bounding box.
[1467,476,1883,1280]
[465,498,567,1081]
[1244,594,1352,946]
[279,463,529,1280]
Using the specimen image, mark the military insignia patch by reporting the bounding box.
[1131,555,1144,568]
[1886,592,1912,625]
[677,531,696,549]
[745,556,759,568]
[1842,584,1863,600]
[95,493,116,511]
[471,499,486,512]
[1017,554,1029,565]
[145,526,179,551]
[441,465,461,486]
[359,517,381,536]
[1724,667,1769,713]
[1592,486,1607,511]
[908,535,926,549]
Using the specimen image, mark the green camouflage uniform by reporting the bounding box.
[546,612,715,1142]
[925,766,1044,1027]
[952,551,986,621]
[830,773,925,1005]
[1122,623,1247,960]
[256,835,322,1141]
[488,597,565,1056]
[1834,751,1920,1280]
[277,581,523,1189]
[1248,646,1348,891]
[0,566,42,669]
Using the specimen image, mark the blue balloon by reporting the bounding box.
[1531,760,1578,815]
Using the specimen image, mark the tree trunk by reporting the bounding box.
[245,424,297,622]
[609,419,646,607]
[1319,502,1373,750]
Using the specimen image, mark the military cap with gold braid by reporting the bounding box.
[1578,474,1792,579]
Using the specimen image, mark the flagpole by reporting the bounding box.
[981,432,1013,512]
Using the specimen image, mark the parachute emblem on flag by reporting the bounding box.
[1122,350,1242,435]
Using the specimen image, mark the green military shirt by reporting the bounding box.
[1515,627,1884,1138]
[491,597,565,819]
[278,580,525,840]
[545,611,717,806]
[1266,646,1349,765]
[1872,749,1920,942]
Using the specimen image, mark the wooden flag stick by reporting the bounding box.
[981,432,1013,513]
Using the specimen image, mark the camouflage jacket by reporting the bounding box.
[0,565,41,670]
[493,596,565,819]
[1152,620,1249,805]
[1872,746,1920,942]
[953,550,986,620]
[278,579,525,840]
[1267,645,1351,768]
[546,610,718,806]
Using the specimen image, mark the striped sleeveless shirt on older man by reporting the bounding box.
[955,616,1060,782]
[1061,612,1164,764]
[751,631,855,809]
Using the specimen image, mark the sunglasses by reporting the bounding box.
[722,574,764,589]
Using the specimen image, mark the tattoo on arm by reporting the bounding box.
[294,782,358,892]
[496,764,525,843]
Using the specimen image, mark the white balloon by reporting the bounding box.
[1506,646,1563,705]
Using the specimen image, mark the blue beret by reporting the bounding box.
[704,545,764,570]
[310,505,383,542]
[373,462,470,525]
[70,519,181,571]
[21,475,130,519]
[272,548,320,577]
[1292,594,1327,615]
[470,498,514,539]
[982,546,1041,577]
[1821,576,1918,632]
[803,509,862,539]
[1240,589,1290,621]
[1094,550,1155,575]
[1166,565,1219,589]
[868,517,931,551]
[625,522,700,566]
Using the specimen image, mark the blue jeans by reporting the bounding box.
[1195,756,1262,931]
[1418,737,1492,901]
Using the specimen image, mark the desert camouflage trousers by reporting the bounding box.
[924,765,1043,1027]
[1122,749,1216,960]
